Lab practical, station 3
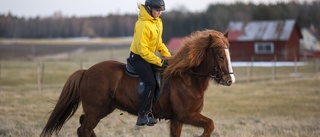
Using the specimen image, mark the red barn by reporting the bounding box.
[166,37,184,54]
[228,19,302,61]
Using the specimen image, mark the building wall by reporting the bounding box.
[300,28,318,50]
[286,26,301,61]
[230,41,288,61]
[229,41,254,61]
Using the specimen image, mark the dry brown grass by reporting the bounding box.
[0,74,319,137]
[0,47,319,136]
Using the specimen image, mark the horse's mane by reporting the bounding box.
[163,29,229,79]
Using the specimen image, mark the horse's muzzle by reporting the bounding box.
[220,74,235,86]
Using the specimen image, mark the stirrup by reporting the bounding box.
[146,112,157,125]
[136,112,157,126]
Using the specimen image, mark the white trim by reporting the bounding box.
[254,42,274,54]
[225,48,235,84]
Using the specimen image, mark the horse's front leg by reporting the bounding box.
[170,120,183,137]
[184,113,214,137]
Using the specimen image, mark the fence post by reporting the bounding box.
[109,47,114,59]
[37,62,45,95]
[79,60,83,69]
[316,59,319,80]
[0,61,2,92]
[42,62,45,84]
[272,56,277,80]
[37,62,41,95]
[247,57,254,84]
[251,57,254,81]
[246,62,250,84]
[32,45,36,57]
[294,55,298,73]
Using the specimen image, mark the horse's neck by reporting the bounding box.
[179,72,211,93]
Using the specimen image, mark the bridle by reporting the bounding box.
[189,46,234,82]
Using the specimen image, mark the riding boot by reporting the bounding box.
[136,112,157,126]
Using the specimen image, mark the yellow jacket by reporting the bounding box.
[130,5,171,67]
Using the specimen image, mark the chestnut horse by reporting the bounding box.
[40,29,235,137]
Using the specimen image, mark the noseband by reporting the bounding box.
[189,46,234,82]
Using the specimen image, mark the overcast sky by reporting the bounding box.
[0,0,311,17]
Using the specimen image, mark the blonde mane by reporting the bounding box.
[163,29,229,79]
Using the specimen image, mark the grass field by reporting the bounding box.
[0,47,319,137]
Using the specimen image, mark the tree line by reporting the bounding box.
[0,1,319,43]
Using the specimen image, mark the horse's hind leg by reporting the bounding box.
[77,114,99,137]
[78,115,97,137]
[170,120,183,137]
[77,101,115,137]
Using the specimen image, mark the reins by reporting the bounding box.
[188,71,220,79]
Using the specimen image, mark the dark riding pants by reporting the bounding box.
[128,52,156,115]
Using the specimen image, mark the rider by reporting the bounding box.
[128,0,171,126]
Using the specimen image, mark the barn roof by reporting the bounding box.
[228,19,298,41]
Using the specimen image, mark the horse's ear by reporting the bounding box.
[208,34,213,44]
[224,31,229,38]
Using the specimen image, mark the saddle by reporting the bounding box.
[125,58,164,102]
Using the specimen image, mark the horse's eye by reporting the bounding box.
[219,56,224,60]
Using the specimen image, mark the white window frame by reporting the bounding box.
[254,42,274,54]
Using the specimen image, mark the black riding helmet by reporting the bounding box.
[145,0,165,11]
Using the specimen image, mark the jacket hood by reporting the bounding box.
[139,4,159,22]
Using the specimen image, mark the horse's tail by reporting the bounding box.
[40,69,86,137]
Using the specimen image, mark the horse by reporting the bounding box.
[40,29,235,137]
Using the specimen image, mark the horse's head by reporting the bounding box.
[164,29,235,86]
[207,31,235,86]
